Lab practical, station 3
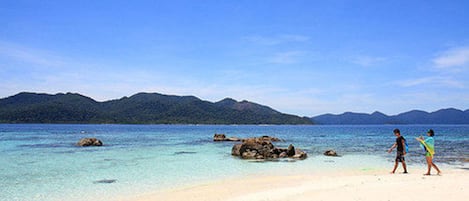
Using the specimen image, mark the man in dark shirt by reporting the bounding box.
[388,128,408,174]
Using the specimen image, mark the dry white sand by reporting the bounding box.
[128,167,468,201]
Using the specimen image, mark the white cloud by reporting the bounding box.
[432,46,469,70]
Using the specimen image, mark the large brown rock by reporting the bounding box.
[238,138,274,159]
[231,137,306,160]
[287,144,296,157]
[231,144,242,156]
[77,138,103,146]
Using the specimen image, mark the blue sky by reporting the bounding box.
[1,0,468,116]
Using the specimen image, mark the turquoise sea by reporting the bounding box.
[1,124,468,201]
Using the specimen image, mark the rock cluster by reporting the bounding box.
[231,137,307,160]
[76,138,103,146]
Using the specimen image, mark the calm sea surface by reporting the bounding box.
[1,124,468,201]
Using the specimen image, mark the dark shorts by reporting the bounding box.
[395,151,405,162]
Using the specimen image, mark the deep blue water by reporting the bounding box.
[0,124,468,201]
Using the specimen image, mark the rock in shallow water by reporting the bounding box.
[231,137,307,160]
[324,150,339,157]
[76,138,103,146]
[213,133,241,141]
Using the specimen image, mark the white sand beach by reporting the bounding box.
[130,167,468,201]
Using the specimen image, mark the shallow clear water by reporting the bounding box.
[0,124,467,201]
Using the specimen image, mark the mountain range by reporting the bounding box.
[1,92,467,125]
[0,92,312,124]
[311,109,469,124]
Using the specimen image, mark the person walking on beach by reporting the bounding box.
[388,128,408,174]
[416,129,441,175]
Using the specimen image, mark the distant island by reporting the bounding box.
[0,92,312,124]
[311,109,469,124]
[1,92,467,125]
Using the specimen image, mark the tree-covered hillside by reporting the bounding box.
[0,92,313,124]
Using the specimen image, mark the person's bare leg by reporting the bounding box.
[432,162,441,175]
[424,156,432,175]
[402,161,408,173]
[391,161,398,174]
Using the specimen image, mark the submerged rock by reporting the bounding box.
[93,179,116,184]
[76,138,103,146]
[174,151,197,155]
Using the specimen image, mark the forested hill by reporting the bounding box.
[0,92,313,124]
[311,109,469,124]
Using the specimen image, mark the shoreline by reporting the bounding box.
[127,166,468,201]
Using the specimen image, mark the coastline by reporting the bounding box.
[128,166,468,201]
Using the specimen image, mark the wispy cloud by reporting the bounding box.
[244,34,310,46]
[398,76,465,88]
[349,55,387,67]
[0,41,66,67]
[394,46,469,90]
[0,41,157,100]
[432,46,469,70]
